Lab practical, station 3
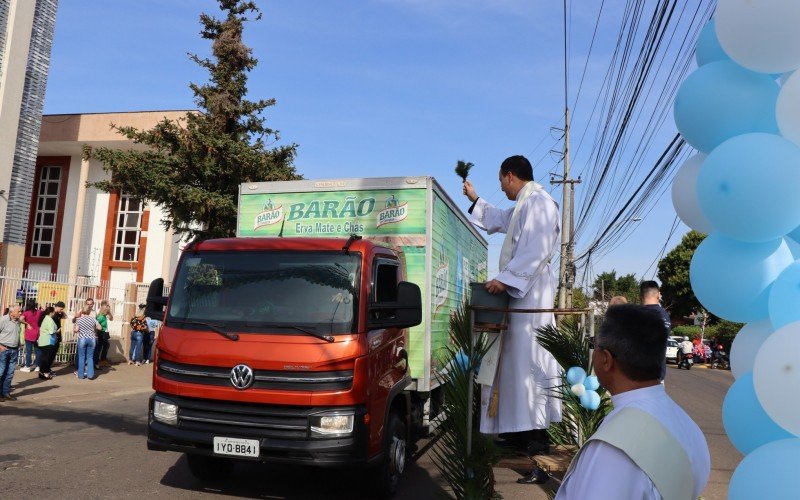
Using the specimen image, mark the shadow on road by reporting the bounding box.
[159,453,447,499]
[0,405,147,437]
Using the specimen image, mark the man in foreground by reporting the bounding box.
[556,305,710,499]
[463,155,561,483]
[0,305,24,401]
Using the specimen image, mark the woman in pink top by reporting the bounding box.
[20,299,43,372]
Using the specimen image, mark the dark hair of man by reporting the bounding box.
[500,155,533,181]
[640,280,660,298]
[25,299,37,312]
[598,304,668,381]
[38,306,55,327]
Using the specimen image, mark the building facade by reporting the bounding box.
[31,111,189,299]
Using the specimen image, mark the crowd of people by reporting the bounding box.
[0,298,160,401]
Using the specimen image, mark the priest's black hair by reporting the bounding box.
[598,304,668,381]
[500,155,533,181]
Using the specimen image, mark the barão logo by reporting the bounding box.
[377,195,409,227]
[254,200,284,230]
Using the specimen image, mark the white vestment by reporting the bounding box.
[556,385,711,500]
[470,187,562,433]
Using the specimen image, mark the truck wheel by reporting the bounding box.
[185,453,233,482]
[372,413,407,497]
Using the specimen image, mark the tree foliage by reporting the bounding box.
[87,0,300,241]
[591,270,640,304]
[657,230,707,319]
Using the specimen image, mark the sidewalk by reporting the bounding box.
[7,360,154,404]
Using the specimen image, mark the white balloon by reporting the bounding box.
[753,320,800,436]
[671,153,713,233]
[731,320,774,379]
[571,383,586,397]
[716,0,800,74]
[777,71,800,147]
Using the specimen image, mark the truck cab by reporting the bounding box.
[146,236,422,496]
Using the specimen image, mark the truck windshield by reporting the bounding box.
[167,251,360,334]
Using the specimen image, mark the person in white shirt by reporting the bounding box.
[556,305,710,500]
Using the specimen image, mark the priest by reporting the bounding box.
[556,305,710,499]
[463,155,562,483]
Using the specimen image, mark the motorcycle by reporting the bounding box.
[678,352,694,370]
[710,345,730,370]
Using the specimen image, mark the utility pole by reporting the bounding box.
[552,0,581,310]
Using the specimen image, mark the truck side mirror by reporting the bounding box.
[394,281,422,328]
[367,281,422,330]
[146,278,169,322]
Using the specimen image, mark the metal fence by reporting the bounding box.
[0,267,166,365]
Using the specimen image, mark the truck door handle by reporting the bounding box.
[395,347,408,372]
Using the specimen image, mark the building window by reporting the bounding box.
[114,195,144,262]
[30,165,61,258]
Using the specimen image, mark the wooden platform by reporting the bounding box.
[532,445,577,478]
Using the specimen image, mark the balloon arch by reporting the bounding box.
[671,1,800,497]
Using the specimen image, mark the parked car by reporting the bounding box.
[666,339,679,364]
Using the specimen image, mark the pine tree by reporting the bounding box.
[87,0,300,240]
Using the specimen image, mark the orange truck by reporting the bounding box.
[146,177,487,495]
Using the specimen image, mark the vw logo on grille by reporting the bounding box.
[230,364,254,390]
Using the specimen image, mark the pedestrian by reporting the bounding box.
[52,301,66,363]
[608,295,628,307]
[0,305,23,401]
[20,299,43,372]
[74,304,102,380]
[640,280,671,380]
[556,305,710,499]
[129,306,148,366]
[143,315,160,364]
[462,155,562,484]
[36,307,58,380]
[94,300,113,368]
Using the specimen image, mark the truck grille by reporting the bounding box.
[157,359,354,392]
[162,396,361,441]
[177,398,310,439]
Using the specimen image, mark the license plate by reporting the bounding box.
[213,437,260,458]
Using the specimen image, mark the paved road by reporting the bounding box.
[664,363,739,500]
[0,362,735,499]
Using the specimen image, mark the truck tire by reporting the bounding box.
[372,412,407,497]
[185,453,233,482]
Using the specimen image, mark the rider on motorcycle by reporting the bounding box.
[679,336,693,365]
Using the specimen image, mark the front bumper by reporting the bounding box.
[147,394,376,467]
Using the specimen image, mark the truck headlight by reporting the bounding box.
[153,400,179,426]
[310,413,354,437]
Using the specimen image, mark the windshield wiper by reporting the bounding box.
[257,323,335,343]
[173,320,239,341]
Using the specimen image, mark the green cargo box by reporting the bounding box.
[238,177,488,391]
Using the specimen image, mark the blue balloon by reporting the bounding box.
[722,373,793,455]
[690,233,792,322]
[566,366,586,386]
[729,438,800,500]
[454,350,470,372]
[583,375,600,391]
[769,262,800,329]
[580,390,601,411]
[697,134,800,242]
[695,20,730,67]
[674,61,780,153]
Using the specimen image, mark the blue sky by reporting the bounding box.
[44,0,693,287]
